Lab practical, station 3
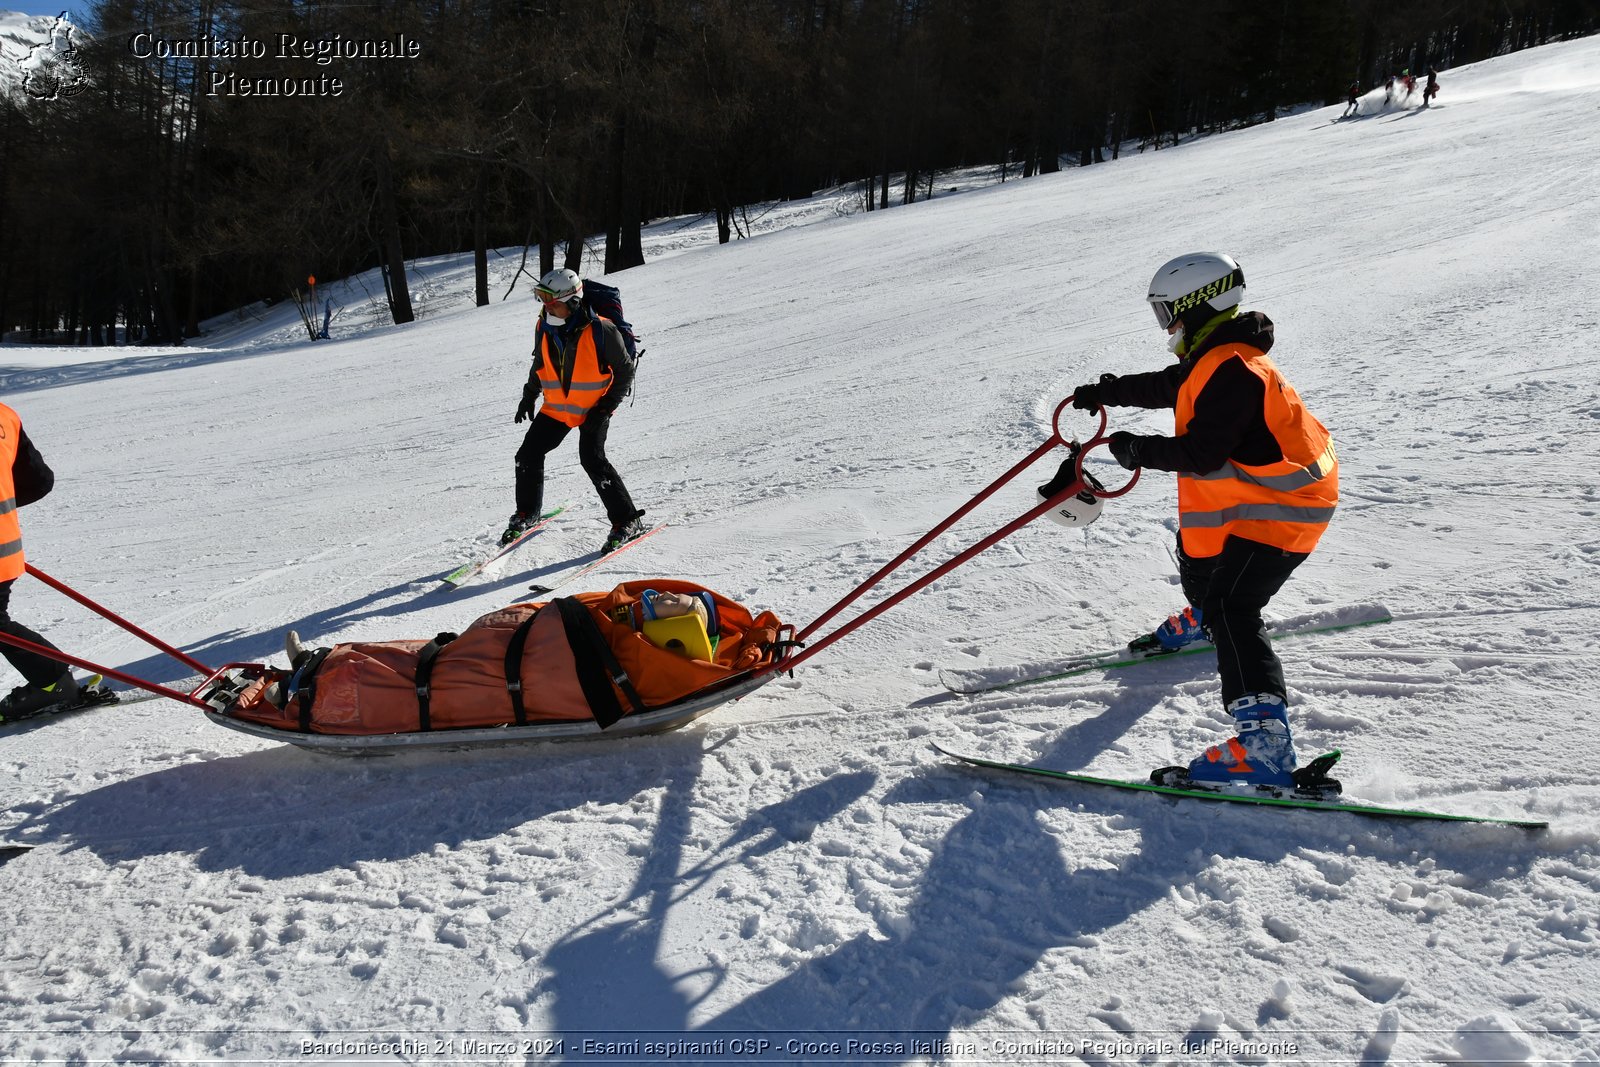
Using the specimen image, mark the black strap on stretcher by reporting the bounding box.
[376,598,646,733]
[413,632,460,731]
[503,608,544,726]
[554,597,643,729]
[289,647,334,732]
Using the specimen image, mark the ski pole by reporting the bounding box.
[25,563,215,676]
[781,399,1139,672]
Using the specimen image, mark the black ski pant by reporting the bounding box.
[1176,535,1308,709]
[0,579,68,688]
[515,410,637,528]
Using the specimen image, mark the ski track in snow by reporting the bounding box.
[2,34,1600,1065]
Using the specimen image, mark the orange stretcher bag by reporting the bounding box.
[225,580,784,735]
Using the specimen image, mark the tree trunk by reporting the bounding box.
[473,165,489,308]
[374,147,414,325]
[563,221,584,273]
[537,183,555,277]
[184,267,200,338]
[603,113,646,272]
[146,241,181,344]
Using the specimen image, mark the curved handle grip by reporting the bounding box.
[1052,395,1141,498]
[1051,395,1106,444]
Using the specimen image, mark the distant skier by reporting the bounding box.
[0,404,83,721]
[1423,67,1439,107]
[1401,69,1416,100]
[1068,253,1339,788]
[506,268,646,551]
[1342,82,1361,117]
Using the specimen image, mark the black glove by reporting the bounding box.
[1038,443,1086,498]
[1072,372,1118,412]
[514,383,538,424]
[1107,431,1141,471]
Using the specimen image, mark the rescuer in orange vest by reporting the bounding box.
[505,268,644,551]
[0,403,83,722]
[1069,253,1338,789]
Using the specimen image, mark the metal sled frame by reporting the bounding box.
[201,671,774,755]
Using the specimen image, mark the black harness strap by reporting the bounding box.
[554,597,643,729]
[289,647,333,732]
[503,608,545,726]
[413,631,459,732]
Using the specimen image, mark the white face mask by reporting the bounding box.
[1166,326,1186,355]
[545,310,567,327]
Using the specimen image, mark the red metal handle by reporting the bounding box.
[1052,395,1141,499]
[0,630,212,708]
[1051,394,1106,445]
[25,564,215,675]
[781,395,1144,673]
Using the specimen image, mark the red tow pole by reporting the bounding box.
[777,397,1139,674]
[0,564,228,708]
[26,564,214,675]
[0,629,212,707]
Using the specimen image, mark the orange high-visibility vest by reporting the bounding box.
[0,403,25,581]
[535,320,614,428]
[1175,344,1338,558]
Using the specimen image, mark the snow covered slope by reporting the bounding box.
[1,34,1598,1065]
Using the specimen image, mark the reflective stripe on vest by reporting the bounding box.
[535,321,613,428]
[0,403,24,580]
[1174,344,1337,558]
[1182,440,1338,492]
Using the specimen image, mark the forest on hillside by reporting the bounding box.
[1,0,1595,345]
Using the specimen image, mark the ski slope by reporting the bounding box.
[2,34,1598,1065]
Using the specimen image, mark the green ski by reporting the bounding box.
[939,606,1393,695]
[933,744,1548,829]
[442,503,568,588]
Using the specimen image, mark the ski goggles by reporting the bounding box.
[1149,300,1177,329]
[535,283,579,303]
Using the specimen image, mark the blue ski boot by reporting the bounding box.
[1128,605,1206,655]
[1182,693,1298,787]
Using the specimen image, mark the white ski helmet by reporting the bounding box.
[1146,252,1245,331]
[535,267,583,308]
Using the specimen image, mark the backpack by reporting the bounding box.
[579,280,640,362]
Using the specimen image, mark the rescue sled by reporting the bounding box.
[7,397,1128,757]
[194,580,791,753]
[0,567,795,755]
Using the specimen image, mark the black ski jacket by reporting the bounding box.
[11,427,53,507]
[1097,311,1289,475]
